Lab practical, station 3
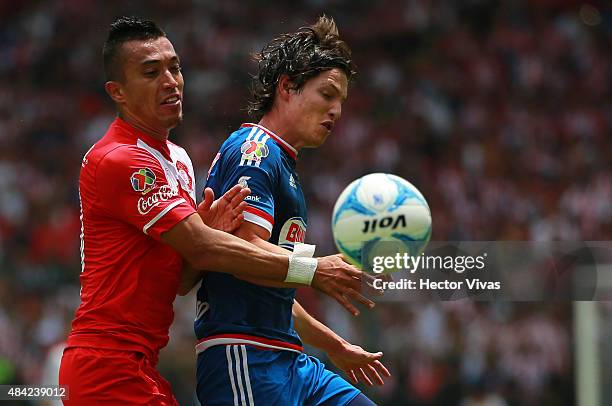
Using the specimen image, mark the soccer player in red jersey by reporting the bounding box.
[59,17,375,405]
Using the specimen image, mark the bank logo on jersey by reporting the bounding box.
[238,176,251,188]
[279,217,307,249]
[131,168,156,194]
[176,160,193,191]
[240,140,269,166]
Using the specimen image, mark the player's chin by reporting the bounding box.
[311,130,330,147]
[161,113,183,130]
[318,134,330,147]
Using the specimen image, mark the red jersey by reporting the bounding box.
[67,118,197,363]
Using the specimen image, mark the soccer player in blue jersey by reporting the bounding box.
[193,16,389,405]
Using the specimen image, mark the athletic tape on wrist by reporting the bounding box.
[285,243,317,285]
[292,243,316,258]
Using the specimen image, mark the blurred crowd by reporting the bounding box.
[1,0,611,405]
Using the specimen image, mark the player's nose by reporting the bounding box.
[162,69,179,89]
[329,101,341,121]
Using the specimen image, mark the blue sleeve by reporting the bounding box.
[207,138,279,234]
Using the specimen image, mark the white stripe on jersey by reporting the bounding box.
[79,144,96,297]
[243,211,273,234]
[240,345,255,406]
[254,134,269,168]
[168,142,197,203]
[226,346,240,406]
[79,189,85,275]
[245,129,264,167]
[242,123,298,157]
[233,345,248,406]
[142,199,186,234]
[240,126,260,166]
[196,337,302,355]
[136,139,180,191]
[136,139,196,202]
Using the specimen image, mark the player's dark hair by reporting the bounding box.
[103,16,166,82]
[248,15,356,121]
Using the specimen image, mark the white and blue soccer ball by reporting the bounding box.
[331,173,432,270]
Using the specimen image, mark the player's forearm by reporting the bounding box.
[292,300,347,353]
[180,230,301,290]
[163,213,290,282]
[192,226,289,280]
[234,231,303,288]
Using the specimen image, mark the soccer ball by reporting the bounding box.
[331,173,432,271]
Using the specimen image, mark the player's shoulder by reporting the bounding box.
[167,139,189,157]
[225,125,281,152]
[85,138,164,183]
[167,139,193,167]
[221,124,282,166]
[92,141,149,166]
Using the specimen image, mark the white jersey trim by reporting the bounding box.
[233,345,248,406]
[196,337,302,355]
[240,345,255,406]
[225,345,255,406]
[243,211,273,234]
[143,199,186,234]
[243,123,298,157]
[226,346,240,406]
[136,139,180,190]
[136,139,197,203]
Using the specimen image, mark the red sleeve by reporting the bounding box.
[95,146,196,241]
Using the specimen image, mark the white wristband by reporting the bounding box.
[292,243,316,258]
[285,243,317,285]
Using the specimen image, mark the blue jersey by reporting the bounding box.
[195,123,307,353]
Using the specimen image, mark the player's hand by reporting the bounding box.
[312,254,378,316]
[198,185,250,233]
[327,341,391,386]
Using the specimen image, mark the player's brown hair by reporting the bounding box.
[248,16,356,120]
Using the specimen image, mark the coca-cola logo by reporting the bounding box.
[138,185,179,215]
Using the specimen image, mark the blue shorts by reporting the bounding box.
[196,345,361,406]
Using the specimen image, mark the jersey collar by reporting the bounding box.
[113,117,172,160]
[241,123,298,160]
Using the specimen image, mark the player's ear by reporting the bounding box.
[105,81,126,104]
[277,74,295,101]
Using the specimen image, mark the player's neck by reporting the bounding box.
[118,111,170,142]
[258,116,301,150]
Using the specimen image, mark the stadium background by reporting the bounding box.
[0,1,611,405]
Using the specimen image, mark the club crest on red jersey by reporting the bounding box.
[131,168,156,194]
[176,160,193,190]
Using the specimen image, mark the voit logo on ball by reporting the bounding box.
[279,217,306,250]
